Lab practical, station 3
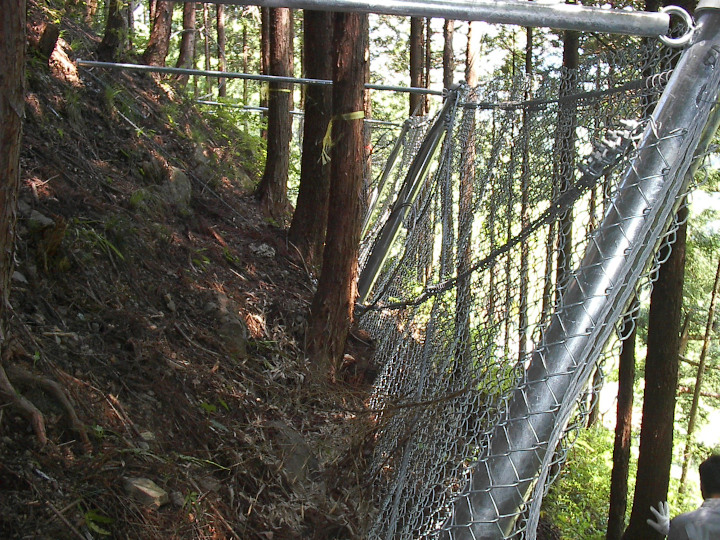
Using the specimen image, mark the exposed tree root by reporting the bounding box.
[0,338,90,450]
[0,360,48,445]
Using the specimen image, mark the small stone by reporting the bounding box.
[137,441,150,451]
[249,243,275,258]
[28,210,55,230]
[139,431,156,442]
[170,491,185,507]
[11,271,28,284]
[17,199,32,217]
[123,477,169,508]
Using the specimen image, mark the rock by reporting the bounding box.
[139,431,156,442]
[170,491,185,507]
[269,421,321,488]
[11,271,28,284]
[164,167,192,210]
[193,144,211,165]
[123,477,169,508]
[140,157,165,184]
[249,243,275,258]
[17,198,32,217]
[28,210,54,230]
[218,320,248,357]
[212,292,249,358]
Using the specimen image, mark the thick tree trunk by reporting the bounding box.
[606,304,638,540]
[175,2,196,85]
[623,208,687,540]
[442,19,454,90]
[142,1,174,66]
[679,256,720,496]
[306,11,367,378]
[288,10,333,270]
[409,17,424,116]
[0,0,45,443]
[97,0,128,61]
[255,7,293,219]
[216,4,226,97]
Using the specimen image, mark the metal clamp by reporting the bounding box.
[659,6,695,48]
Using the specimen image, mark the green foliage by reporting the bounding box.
[543,427,627,539]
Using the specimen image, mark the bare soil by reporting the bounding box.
[1,4,373,539]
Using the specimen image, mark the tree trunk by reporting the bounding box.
[202,3,211,94]
[518,25,532,363]
[142,1,174,66]
[288,10,333,270]
[97,0,128,61]
[260,7,270,138]
[622,207,687,540]
[242,18,249,105]
[255,7,293,219]
[409,17,424,116]
[454,20,480,366]
[424,17,431,113]
[606,302,638,540]
[442,19,454,90]
[85,0,98,24]
[175,2,196,85]
[0,0,45,443]
[216,4,226,97]
[306,11,367,378]
[679,256,720,496]
[554,28,579,302]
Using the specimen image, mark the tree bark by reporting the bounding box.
[255,7,294,219]
[409,17,424,116]
[0,0,46,444]
[679,256,720,496]
[442,19,454,90]
[260,7,270,138]
[606,302,638,540]
[454,20,480,368]
[306,11,367,378]
[175,2,196,85]
[622,207,687,540]
[202,3,211,94]
[288,10,333,270]
[85,0,98,24]
[554,28,579,302]
[424,17,431,113]
[97,0,128,62]
[518,25,532,363]
[142,1,174,66]
[216,4,226,97]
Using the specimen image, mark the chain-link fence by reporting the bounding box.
[358,13,720,539]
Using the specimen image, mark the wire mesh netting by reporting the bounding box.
[356,19,720,539]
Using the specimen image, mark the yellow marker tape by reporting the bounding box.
[321,111,365,164]
[268,88,292,93]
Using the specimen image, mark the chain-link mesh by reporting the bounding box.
[357,20,720,539]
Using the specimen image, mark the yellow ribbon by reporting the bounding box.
[321,111,365,164]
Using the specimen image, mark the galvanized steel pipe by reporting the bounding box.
[76,60,445,95]
[224,0,671,37]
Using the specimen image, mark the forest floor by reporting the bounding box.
[1,3,376,539]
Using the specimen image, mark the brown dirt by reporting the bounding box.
[1,4,375,539]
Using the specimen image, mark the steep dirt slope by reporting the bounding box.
[1,4,372,539]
